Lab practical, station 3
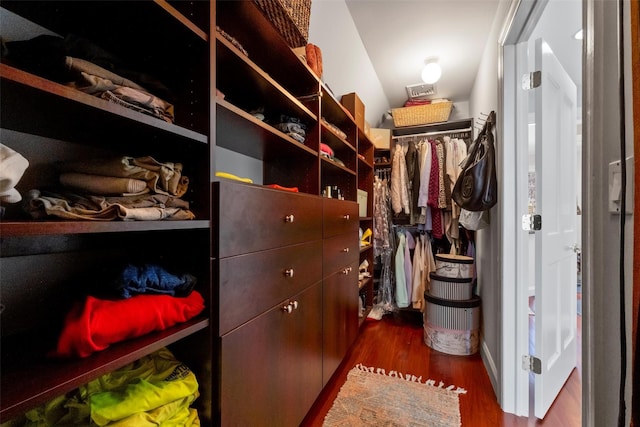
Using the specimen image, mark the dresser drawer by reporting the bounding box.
[220,281,323,427]
[217,240,322,335]
[323,198,359,238]
[214,182,323,258]
[322,233,359,276]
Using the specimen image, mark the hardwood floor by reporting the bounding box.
[301,309,581,427]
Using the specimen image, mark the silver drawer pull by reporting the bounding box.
[284,268,295,277]
[342,267,352,275]
[343,214,350,220]
[282,301,299,314]
[342,248,349,253]
[284,214,295,223]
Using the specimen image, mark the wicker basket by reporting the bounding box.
[253,0,311,48]
[391,101,453,127]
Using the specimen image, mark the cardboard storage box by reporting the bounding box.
[357,189,368,217]
[341,92,365,132]
[369,128,391,149]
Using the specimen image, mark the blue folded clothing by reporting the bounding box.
[117,264,197,298]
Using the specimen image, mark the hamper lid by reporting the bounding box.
[434,254,474,264]
[429,272,474,283]
[424,292,481,308]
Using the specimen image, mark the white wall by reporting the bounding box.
[308,0,390,127]
[467,0,514,401]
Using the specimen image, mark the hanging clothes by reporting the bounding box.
[394,231,409,308]
[427,140,443,239]
[405,141,421,223]
[373,175,391,256]
[412,233,436,311]
[390,141,410,215]
[416,140,432,228]
[445,136,468,251]
[373,172,396,311]
[411,234,424,310]
[403,230,415,303]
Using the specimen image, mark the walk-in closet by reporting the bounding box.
[1,0,635,426]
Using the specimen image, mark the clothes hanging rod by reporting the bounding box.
[392,127,473,140]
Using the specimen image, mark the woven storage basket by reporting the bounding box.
[392,101,453,127]
[253,0,311,48]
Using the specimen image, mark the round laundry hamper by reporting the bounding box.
[428,272,475,301]
[434,254,474,279]
[423,293,481,356]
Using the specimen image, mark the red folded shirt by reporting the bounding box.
[52,291,205,358]
[320,142,334,157]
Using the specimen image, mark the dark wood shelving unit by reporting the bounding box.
[0,1,213,424]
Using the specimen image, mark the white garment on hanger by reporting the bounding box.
[394,232,409,308]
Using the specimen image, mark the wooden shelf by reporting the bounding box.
[391,118,474,137]
[215,0,319,97]
[0,317,209,422]
[0,0,209,65]
[321,156,357,177]
[358,276,373,290]
[359,244,373,253]
[216,34,317,125]
[0,219,210,238]
[358,157,374,170]
[217,99,317,161]
[1,64,208,148]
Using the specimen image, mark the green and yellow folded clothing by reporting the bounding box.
[14,348,200,426]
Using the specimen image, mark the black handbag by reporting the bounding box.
[452,111,497,212]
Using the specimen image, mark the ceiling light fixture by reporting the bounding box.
[573,29,583,40]
[421,57,442,84]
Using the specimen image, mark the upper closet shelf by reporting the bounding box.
[217,99,317,161]
[0,0,209,53]
[216,0,319,97]
[0,64,208,147]
[216,35,317,124]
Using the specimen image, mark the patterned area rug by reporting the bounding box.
[323,364,466,427]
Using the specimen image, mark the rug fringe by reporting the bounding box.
[354,363,467,394]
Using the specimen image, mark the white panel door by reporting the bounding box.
[533,37,578,419]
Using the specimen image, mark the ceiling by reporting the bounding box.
[344,0,582,111]
[345,0,501,109]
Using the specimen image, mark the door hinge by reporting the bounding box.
[522,214,542,231]
[522,71,541,90]
[522,354,542,374]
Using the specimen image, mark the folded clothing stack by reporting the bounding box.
[22,347,200,426]
[2,34,174,123]
[58,156,189,197]
[274,115,307,144]
[24,156,194,221]
[51,263,203,359]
